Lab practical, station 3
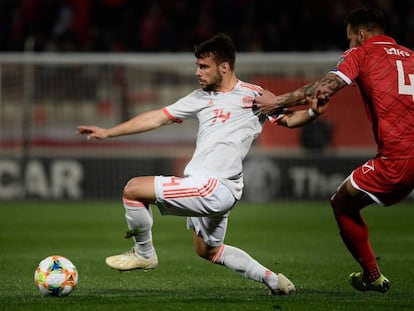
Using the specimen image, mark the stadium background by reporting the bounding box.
[0,0,413,201]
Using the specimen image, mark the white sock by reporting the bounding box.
[211,244,278,290]
[123,198,155,259]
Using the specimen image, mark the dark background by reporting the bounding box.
[0,0,412,53]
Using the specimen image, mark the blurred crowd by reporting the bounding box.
[0,0,413,53]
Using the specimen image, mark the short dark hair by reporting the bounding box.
[194,33,236,70]
[345,7,385,34]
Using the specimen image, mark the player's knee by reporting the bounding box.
[194,243,209,260]
[123,177,141,200]
[330,192,337,209]
[330,179,350,214]
[193,239,216,260]
[330,191,344,215]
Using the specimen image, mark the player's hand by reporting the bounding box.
[309,90,329,115]
[76,125,109,140]
[254,89,279,114]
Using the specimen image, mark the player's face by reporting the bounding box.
[195,55,222,92]
[346,24,363,48]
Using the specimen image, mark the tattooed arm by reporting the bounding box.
[315,72,347,104]
[255,73,347,115]
[272,95,330,128]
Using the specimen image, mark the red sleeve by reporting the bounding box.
[335,47,365,83]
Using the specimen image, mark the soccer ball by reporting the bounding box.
[34,255,78,297]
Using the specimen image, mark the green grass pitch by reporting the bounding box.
[0,200,413,310]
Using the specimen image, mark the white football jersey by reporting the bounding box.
[163,80,267,199]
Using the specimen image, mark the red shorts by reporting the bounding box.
[350,157,414,206]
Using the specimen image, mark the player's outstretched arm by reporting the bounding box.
[255,82,318,114]
[276,97,329,128]
[255,73,346,114]
[77,109,173,140]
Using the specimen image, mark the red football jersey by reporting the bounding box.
[332,35,414,159]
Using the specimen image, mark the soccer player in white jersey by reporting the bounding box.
[77,33,308,295]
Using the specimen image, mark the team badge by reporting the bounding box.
[362,160,375,174]
[242,96,254,108]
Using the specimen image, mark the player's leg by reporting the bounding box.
[105,176,158,271]
[330,178,389,292]
[330,178,377,274]
[190,219,295,295]
[123,176,157,258]
[154,175,295,294]
[107,175,232,271]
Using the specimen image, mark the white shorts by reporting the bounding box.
[154,175,236,247]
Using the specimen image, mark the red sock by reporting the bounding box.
[335,210,380,281]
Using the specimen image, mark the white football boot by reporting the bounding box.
[105,248,158,271]
[271,273,296,295]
